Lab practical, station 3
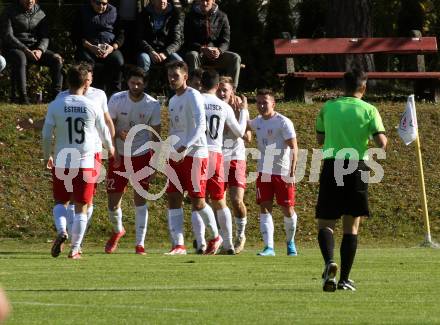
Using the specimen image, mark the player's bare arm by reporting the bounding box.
[285,137,298,180]
[317,133,325,145]
[373,133,387,150]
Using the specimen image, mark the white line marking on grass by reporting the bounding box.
[12,301,200,313]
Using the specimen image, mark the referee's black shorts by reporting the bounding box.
[316,159,370,219]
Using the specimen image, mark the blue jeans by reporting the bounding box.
[137,52,183,73]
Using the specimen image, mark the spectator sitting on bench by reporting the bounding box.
[1,0,63,104]
[136,0,184,75]
[71,0,124,97]
[183,0,241,89]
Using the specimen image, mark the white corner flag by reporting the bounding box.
[398,95,438,248]
[398,95,418,145]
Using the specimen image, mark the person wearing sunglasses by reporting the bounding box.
[71,0,125,97]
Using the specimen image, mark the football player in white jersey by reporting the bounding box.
[42,65,114,259]
[105,67,161,255]
[195,70,248,254]
[217,76,251,254]
[248,89,299,257]
[164,61,222,255]
[60,63,115,246]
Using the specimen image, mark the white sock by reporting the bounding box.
[135,205,149,247]
[217,208,233,249]
[191,211,206,249]
[53,204,67,235]
[260,213,274,249]
[235,217,247,238]
[66,204,75,236]
[108,208,123,233]
[168,208,184,246]
[198,204,219,239]
[71,213,87,251]
[86,205,94,229]
[284,212,297,243]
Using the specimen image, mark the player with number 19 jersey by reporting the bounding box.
[43,93,112,203]
[44,94,111,169]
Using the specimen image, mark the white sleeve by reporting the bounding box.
[95,107,113,150]
[42,106,55,159]
[108,94,118,120]
[151,101,161,126]
[225,105,248,138]
[101,93,109,113]
[183,92,206,148]
[282,118,296,140]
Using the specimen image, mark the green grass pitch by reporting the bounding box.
[1,242,439,324]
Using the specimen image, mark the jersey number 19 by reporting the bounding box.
[65,117,85,144]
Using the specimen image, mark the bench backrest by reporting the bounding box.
[274,37,438,55]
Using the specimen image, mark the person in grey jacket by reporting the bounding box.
[183,0,241,89]
[1,0,63,104]
[136,0,184,74]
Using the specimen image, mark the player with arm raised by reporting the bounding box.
[165,61,222,255]
[217,76,251,254]
[104,67,161,255]
[196,69,248,255]
[248,89,299,257]
[42,64,114,259]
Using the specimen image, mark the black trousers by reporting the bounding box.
[75,48,124,97]
[4,48,63,99]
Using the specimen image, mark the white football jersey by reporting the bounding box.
[43,94,111,168]
[57,87,108,153]
[223,107,247,161]
[203,93,248,153]
[168,87,208,158]
[249,112,296,176]
[109,91,161,157]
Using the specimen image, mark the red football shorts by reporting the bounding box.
[224,159,246,189]
[52,167,97,204]
[256,173,295,207]
[206,151,225,200]
[106,151,153,193]
[166,156,208,198]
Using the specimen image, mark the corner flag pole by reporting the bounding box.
[408,95,438,247]
[414,127,432,245]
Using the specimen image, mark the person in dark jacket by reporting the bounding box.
[136,0,184,74]
[183,0,241,89]
[71,0,125,97]
[1,0,63,104]
[111,0,146,64]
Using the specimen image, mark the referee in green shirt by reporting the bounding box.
[315,69,387,292]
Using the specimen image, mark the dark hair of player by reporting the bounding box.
[256,88,275,99]
[126,66,147,82]
[201,69,219,90]
[166,60,189,74]
[67,65,88,90]
[343,68,368,95]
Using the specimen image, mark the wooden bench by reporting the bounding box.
[274,34,440,102]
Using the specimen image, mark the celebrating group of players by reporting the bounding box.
[42,60,298,260]
[42,59,389,292]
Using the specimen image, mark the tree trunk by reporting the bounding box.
[325,0,375,72]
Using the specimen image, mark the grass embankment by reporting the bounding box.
[0,100,439,245]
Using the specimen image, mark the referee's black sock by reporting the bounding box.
[318,228,334,265]
[340,234,358,282]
